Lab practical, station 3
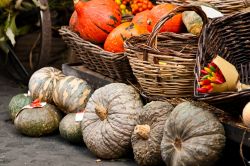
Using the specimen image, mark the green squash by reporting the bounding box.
[8,93,33,121]
[59,113,82,143]
[14,104,62,137]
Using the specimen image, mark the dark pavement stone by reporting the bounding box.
[0,74,136,166]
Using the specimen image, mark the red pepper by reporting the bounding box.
[201,69,208,75]
[200,79,211,85]
[197,87,209,93]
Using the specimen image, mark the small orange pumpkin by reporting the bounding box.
[147,4,183,33]
[132,10,150,31]
[104,22,148,53]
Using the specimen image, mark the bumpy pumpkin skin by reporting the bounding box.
[53,76,92,114]
[161,102,225,166]
[59,113,82,143]
[82,83,143,159]
[132,101,173,166]
[14,104,62,137]
[8,94,33,121]
[28,67,65,103]
[132,10,150,31]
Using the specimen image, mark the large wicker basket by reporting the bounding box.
[157,0,250,15]
[59,26,135,83]
[124,6,208,98]
[194,11,250,113]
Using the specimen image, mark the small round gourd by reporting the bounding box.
[242,102,250,127]
[29,67,65,103]
[81,83,143,159]
[161,102,225,166]
[52,76,92,114]
[59,113,82,143]
[14,104,62,137]
[132,101,173,166]
[8,93,33,121]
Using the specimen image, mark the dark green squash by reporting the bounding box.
[14,104,62,137]
[8,93,32,121]
[59,113,82,143]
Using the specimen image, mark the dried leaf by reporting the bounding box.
[5,27,15,45]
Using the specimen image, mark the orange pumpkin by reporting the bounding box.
[74,0,122,44]
[104,22,148,53]
[69,11,78,31]
[132,10,150,31]
[147,4,183,33]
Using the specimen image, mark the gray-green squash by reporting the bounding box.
[28,67,65,103]
[52,76,92,114]
[14,104,62,137]
[82,83,143,159]
[59,113,82,143]
[8,93,33,121]
[161,102,225,166]
[132,101,173,166]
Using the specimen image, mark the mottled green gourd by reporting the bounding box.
[59,113,82,143]
[132,101,174,166]
[52,76,92,114]
[28,67,65,103]
[182,2,217,36]
[8,93,32,121]
[82,83,143,159]
[14,104,62,137]
[161,102,225,166]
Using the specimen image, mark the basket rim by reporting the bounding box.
[59,26,126,61]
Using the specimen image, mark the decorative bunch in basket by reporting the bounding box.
[194,10,250,111]
[124,5,210,98]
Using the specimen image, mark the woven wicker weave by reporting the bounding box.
[124,6,208,98]
[59,26,135,83]
[157,0,250,15]
[194,11,250,106]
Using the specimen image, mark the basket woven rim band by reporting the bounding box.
[143,5,209,63]
[244,0,250,7]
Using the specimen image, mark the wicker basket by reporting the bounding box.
[124,6,208,98]
[157,0,250,15]
[194,11,250,113]
[59,26,135,83]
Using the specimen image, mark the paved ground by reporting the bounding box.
[0,73,248,166]
[0,74,136,166]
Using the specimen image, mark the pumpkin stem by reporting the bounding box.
[174,138,182,150]
[134,124,150,140]
[95,105,108,121]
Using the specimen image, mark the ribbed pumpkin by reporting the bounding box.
[28,67,65,103]
[74,0,121,43]
[52,76,92,114]
[147,4,183,33]
[8,93,33,121]
[14,103,62,137]
[104,22,148,53]
[161,102,225,166]
[81,83,143,159]
[132,10,150,31]
[59,113,82,143]
[132,101,173,166]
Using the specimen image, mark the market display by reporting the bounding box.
[8,93,32,121]
[59,113,82,143]
[28,67,65,103]
[81,83,143,159]
[132,101,173,166]
[53,76,92,114]
[161,102,225,166]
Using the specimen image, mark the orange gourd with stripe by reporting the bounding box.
[73,0,122,43]
[132,10,150,31]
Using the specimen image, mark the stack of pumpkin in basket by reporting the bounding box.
[8,66,226,166]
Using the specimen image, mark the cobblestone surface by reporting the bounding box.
[0,75,136,166]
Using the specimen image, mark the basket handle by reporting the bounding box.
[144,5,209,62]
